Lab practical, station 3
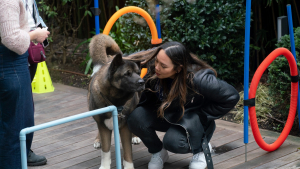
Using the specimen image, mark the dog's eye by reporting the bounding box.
[125,71,132,76]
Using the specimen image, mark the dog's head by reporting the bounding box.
[108,54,145,92]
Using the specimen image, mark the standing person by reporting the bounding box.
[127,42,240,169]
[0,0,50,168]
[27,0,49,81]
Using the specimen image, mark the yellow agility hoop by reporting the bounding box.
[103,6,162,45]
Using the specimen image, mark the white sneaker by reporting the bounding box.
[189,143,212,169]
[148,148,169,169]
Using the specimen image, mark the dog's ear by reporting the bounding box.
[108,54,124,78]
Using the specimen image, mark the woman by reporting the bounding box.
[26,0,49,81]
[0,0,50,168]
[127,42,239,169]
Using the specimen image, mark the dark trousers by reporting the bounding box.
[0,46,34,169]
[127,106,215,154]
[29,63,37,82]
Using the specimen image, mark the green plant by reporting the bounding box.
[121,0,246,84]
[38,0,92,64]
[268,27,300,117]
[74,6,136,75]
[232,83,274,123]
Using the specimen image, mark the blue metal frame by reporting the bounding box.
[244,0,252,145]
[94,0,100,35]
[20,106,122,169]
[156,4,161,39]
[287,4,300,130]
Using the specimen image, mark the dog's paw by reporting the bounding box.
[94,139,101,149]
[123,160,134,169]
[131,136,141,144]
[99,166,110,169]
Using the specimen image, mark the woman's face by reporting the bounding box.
[155,50,178,79]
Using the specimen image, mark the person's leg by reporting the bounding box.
[127,106,171,154]
[29,63,37,82]
[0,48,34,168]
[163,125,191,154]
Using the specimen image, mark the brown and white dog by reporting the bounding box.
[88,34,145,169]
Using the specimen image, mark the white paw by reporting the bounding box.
[132,137,141,144]
[94,141,101,149]
[99,166,110,169]
[123,159,134,169]
[100,150,111,169]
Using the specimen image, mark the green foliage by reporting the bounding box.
[120,0,246,84]
[74,6,136,75]
[233,83,274,123]
[268,27,300,116]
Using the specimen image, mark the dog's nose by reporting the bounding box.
[137,79,145,86]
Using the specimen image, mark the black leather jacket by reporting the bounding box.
[137,69,240,154]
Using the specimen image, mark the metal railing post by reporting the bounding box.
[20,106,121,169]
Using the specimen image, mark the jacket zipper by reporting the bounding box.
[163,116,192,150]
[184,96,194,106]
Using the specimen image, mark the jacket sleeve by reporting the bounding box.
[194,69,240,119]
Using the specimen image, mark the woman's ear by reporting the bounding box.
[177,65,183,73]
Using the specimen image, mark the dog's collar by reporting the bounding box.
[99,92,125,118]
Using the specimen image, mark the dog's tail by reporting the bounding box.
[89,34,122,75]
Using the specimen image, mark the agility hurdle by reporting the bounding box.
[20,106,122,169]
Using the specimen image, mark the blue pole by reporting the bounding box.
[112,108,122,169]
[20,106,122,169]
[287,4,300,131]
[244,0,252,146]
[94,0,100,34]
[155,4,161,39]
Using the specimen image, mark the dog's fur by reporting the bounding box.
[88,34,145,169]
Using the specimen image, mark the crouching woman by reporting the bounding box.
[127,42,239,169]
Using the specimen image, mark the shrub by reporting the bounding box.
[119,0,246,84]
[268,27,300,116]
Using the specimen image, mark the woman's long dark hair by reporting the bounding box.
[125,42,217,119]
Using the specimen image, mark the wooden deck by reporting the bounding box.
[28,83,300,169]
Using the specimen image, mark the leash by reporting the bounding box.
[99,92,126,119]
[202,135,214,169]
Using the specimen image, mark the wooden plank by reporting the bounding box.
[161,132,244,169]
[53,83,88,95]
[42,150,100,169]
[210,129,236,140]
[34,92,74,111]
[215,141,291,169]
[34,105,88,125]
[213,136,264,165]
[230,144,299,169]
[34,117,93,137]
[254,151,300,169]
[135,129,240,169]
[276,158,300,169]
[32,124,97,149]
[38,138,95,159]
[38,144,98,167]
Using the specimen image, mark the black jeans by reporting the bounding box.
[127,106,214,154]
[29,63,37,82]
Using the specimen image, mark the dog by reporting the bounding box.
[88,34,146,169]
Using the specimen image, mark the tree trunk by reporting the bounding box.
[254,2,259,69]
[272,2,277,39]
[293,0,300,26]
[77,0,83,38]
[258,2,265,59]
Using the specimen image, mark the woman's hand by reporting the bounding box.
[29,28,50,43]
